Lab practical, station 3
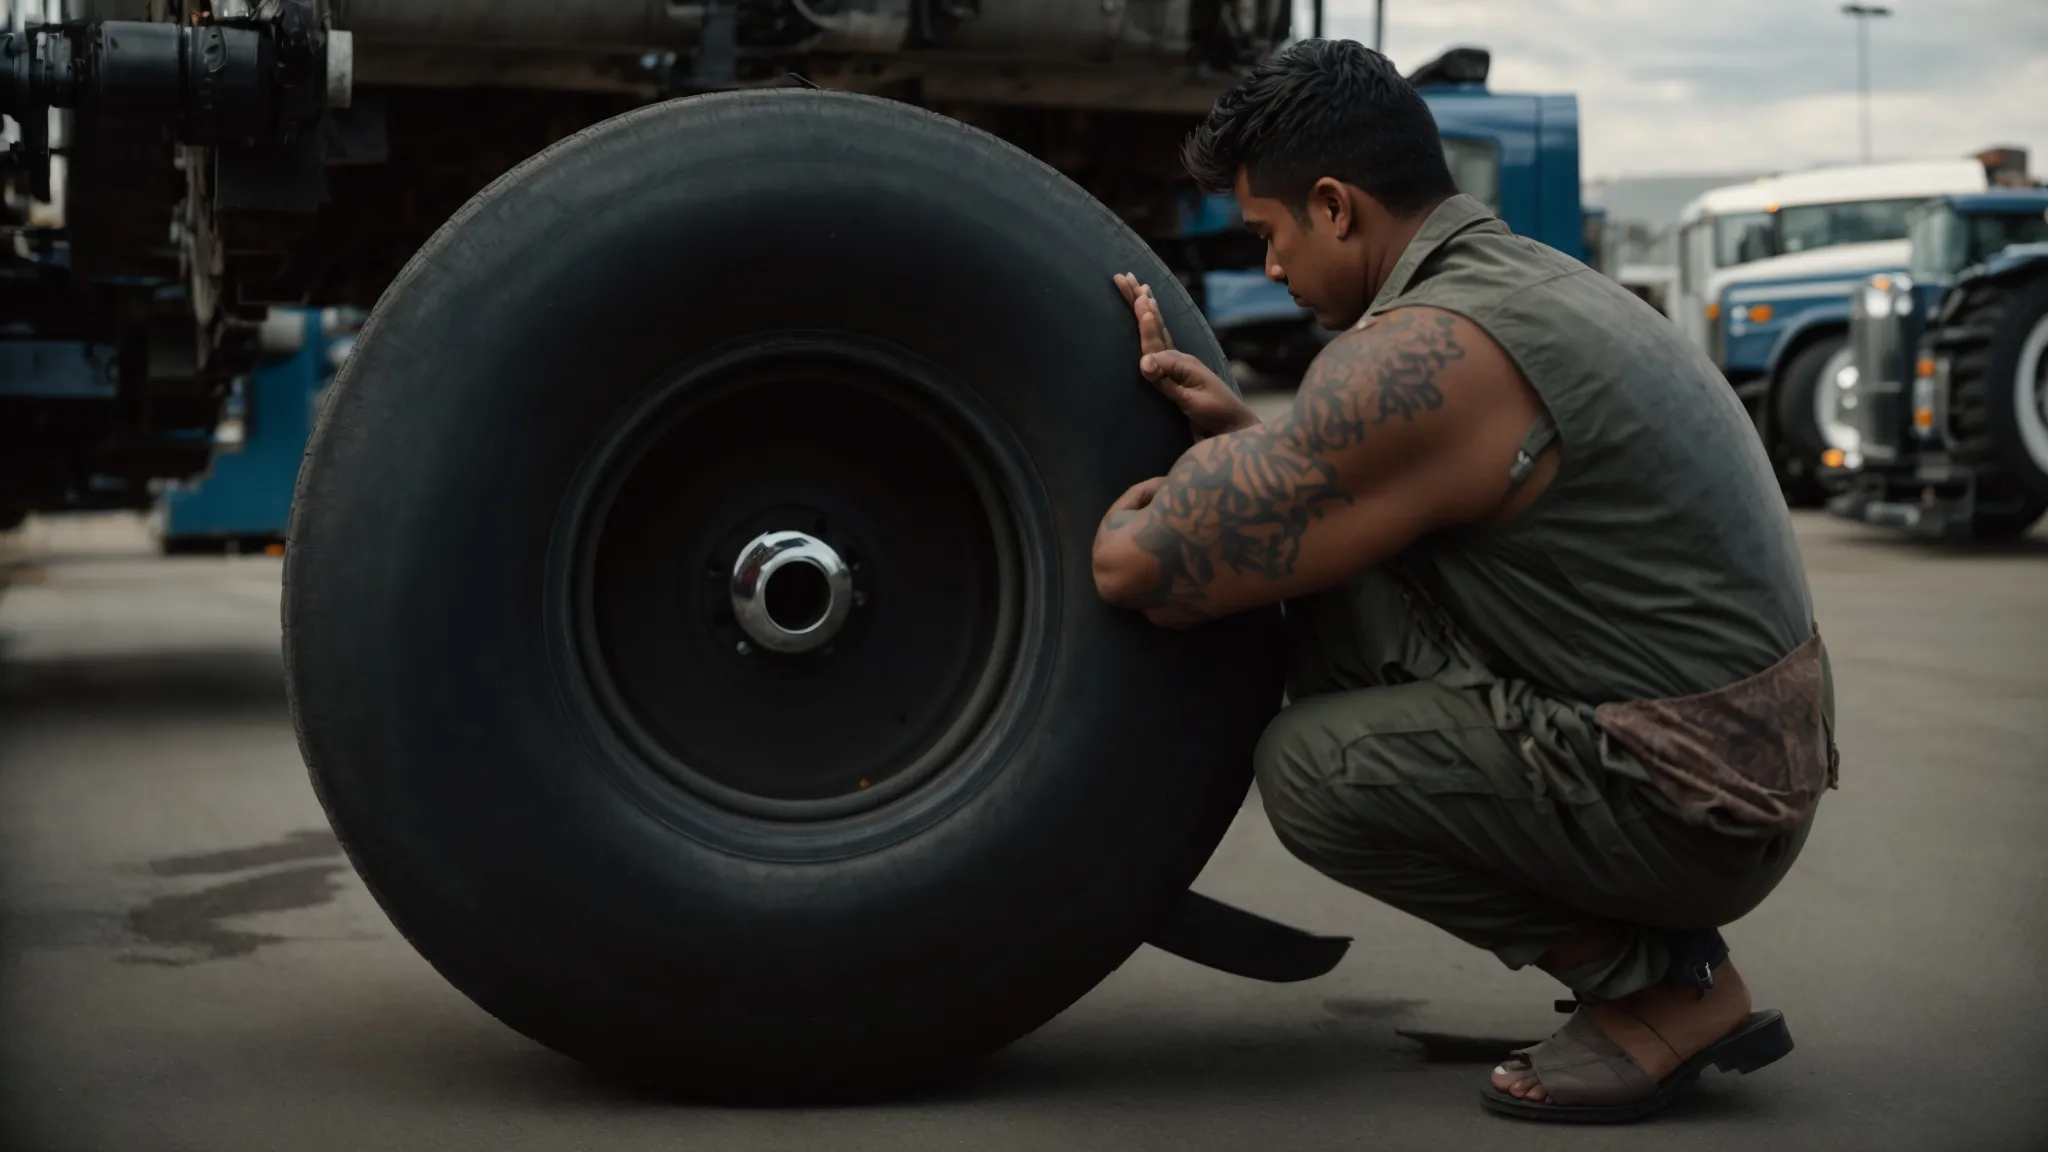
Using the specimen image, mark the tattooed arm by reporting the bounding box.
[1091,306,1547,626]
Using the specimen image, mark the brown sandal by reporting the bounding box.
[1478,1005,1794,1124]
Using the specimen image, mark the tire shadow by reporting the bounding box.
[229,975,1784,1133]
[548,1002,1526,1110]
[397,1016,1432,1114]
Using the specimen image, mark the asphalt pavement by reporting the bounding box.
[2,508,2045,1152]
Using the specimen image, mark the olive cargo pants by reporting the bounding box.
[1252,566,1817,1001]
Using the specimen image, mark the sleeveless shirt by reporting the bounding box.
[1361,194,1813,704]
[1354,195,1837,832]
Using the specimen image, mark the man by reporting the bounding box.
[1092,39,1837,1123]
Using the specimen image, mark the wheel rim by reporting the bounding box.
[551,333,1040,828]
[2018,311,2048,475]
[1813,345,1860,452]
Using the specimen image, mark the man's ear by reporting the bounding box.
[1311,177,1354,238]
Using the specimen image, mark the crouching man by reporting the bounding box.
[1092,38,1836,1123]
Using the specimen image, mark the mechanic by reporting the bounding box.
[1092,38,1837,1123]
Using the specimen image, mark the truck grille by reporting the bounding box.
[1846,287,1908,461]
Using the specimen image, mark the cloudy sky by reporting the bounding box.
[1307,0,2048,181]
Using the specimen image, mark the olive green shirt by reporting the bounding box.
[1364,194,1814,706]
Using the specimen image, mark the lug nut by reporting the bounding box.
[735,640,754,656]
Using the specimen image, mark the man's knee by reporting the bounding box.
[1252,703,1388,873]
[1252,708,1328,863]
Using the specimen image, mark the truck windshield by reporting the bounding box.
[1713,212,1775,268]
[1965,211,2048,266]
[1776,197,1921,254]
[1441,136,1501,213]
[1908,207,1966,281]
[1908,206,2048,281]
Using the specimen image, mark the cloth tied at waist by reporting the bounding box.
[1593,629,1838,833]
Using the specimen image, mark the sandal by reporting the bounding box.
[1478,1002,1794,1124]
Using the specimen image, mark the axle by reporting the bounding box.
[1,1,350,201]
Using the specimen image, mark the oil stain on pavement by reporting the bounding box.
[124,828,349,966]
[147,828,342,877]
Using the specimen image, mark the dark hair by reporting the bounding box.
[1182,38,1457,218]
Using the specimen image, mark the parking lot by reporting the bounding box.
[2,509,2042,1151]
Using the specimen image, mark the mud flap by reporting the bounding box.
[1144,889,1352,983]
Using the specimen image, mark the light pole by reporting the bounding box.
[1841,3,1891,163]
[1374,0,1385,53]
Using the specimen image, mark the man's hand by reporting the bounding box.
[1114,273,1259,438]
[1105,475,1167,521]
[1093,475,1214,630]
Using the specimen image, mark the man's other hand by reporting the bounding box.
[1107,475,1168,519]
[1114,273,1260,438]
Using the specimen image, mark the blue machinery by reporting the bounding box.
[156,308,361,553]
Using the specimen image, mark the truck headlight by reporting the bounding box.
[1863,287,1891,317]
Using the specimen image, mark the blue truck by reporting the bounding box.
[1672,159,2000,504]
[1826,189,2048,538]
[153,307,361,553]
[1188,46,1593,384]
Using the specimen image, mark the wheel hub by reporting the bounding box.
[730,530,856,655]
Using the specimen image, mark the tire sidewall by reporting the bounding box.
[1979,275,2048,503]
[1771,333,1849,506]
[1774,332,1850,460]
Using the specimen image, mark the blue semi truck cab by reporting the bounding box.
[1826,189,2048,538]
[1182,47,1590,385]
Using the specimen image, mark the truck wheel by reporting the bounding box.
[1937,272,2048,511]
[1772,334,1854,508]
[283,90,1286,1100]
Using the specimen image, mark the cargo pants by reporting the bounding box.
[1252,565,1818,1001]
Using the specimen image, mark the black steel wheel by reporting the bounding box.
[283,89,1287,1100]
[556,332,1046,848]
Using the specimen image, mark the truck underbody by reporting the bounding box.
[2,0,1291,517]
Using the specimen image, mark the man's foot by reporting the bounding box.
[1490,961,1755,1103]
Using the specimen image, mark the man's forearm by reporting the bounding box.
[1091,422,1276,614]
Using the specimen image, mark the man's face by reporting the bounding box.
[1233,168,1371,331]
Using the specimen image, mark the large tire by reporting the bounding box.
[1772,332,1853,508]
[1933,270,2048,512]
[283,90,1287,1100]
